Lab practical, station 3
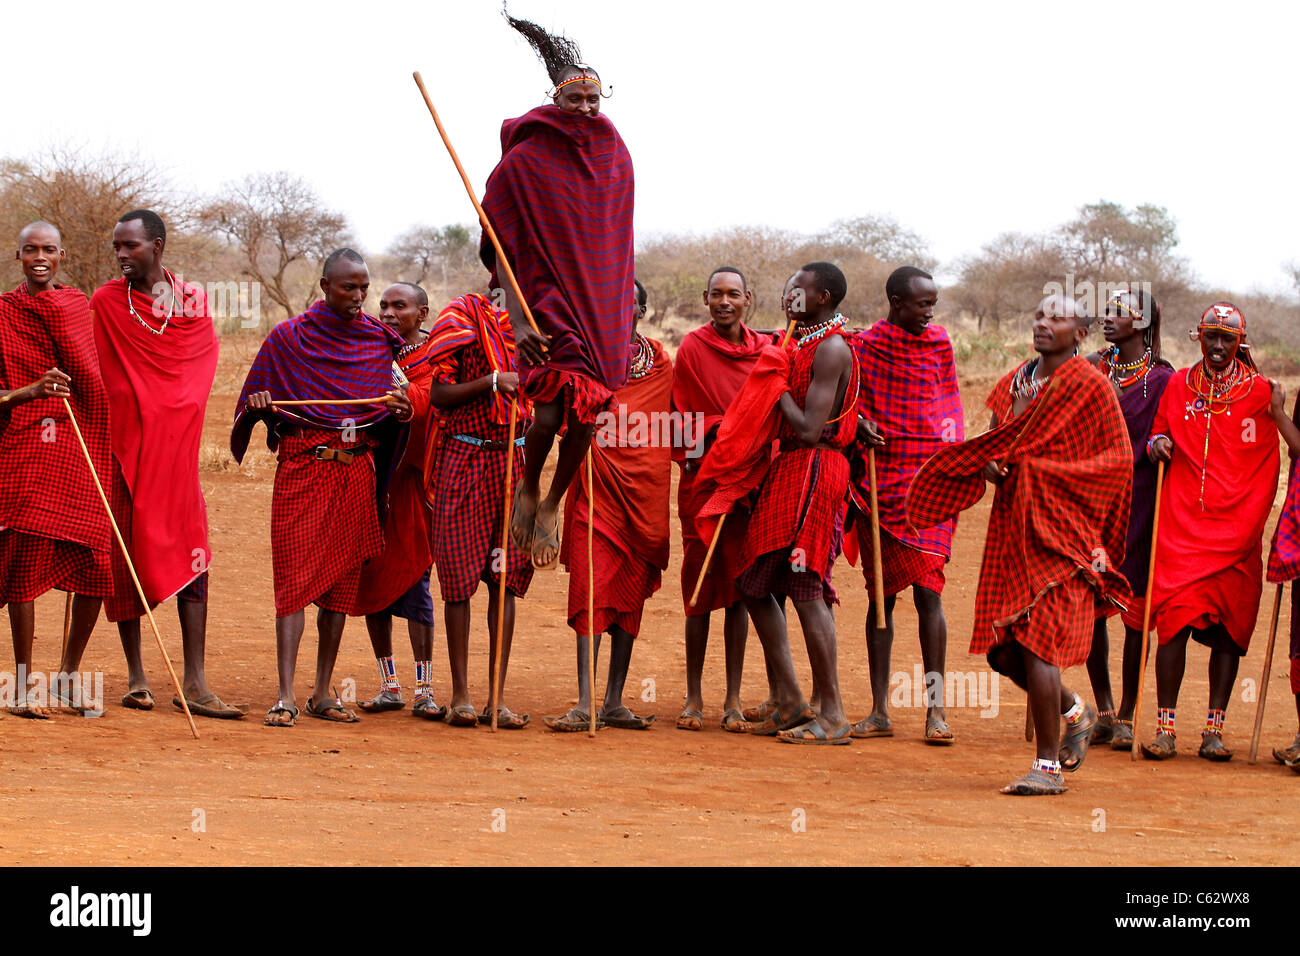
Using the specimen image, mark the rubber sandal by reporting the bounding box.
[1059,702,1097,772]
[1197,731,1234,762]
[304,696,360,723]
[743,700,777,723]
[411,695,447,721]
[1110,718,1135,751]
[121,689,155,711]
[264,700,300,728]
[544,708,604,732]
[478,705,529,729]
[924,715,954,745]
[675,707,703,731]
[1140,732,1177,760]
[174,694,247,719]
[749,702,814,737]
[600,706,655,730]
[359,688,406,713]
[531,506,561,570]
[446,704,479,727]
[850,715,893,738]
[777,720,852,745]
[720,709,751,733]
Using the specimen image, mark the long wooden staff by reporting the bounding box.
[61,591,72,659]
[867,448,887,629]
[1131,459,1165,762]
[412,72,542,339]
[490,401,518,733]
[62,398,197,738]
[688,317,799,607]
[414,70,550,731]
[1248,583,1284,764]
[586,449,598,737]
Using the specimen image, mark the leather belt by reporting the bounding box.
[314,446,356,464]
[452,433,526,452]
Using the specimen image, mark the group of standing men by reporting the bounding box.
[5,10,1300,796]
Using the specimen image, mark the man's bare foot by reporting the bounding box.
[13,689,52,719]
[511,484,538,552]
[532,499,562,569]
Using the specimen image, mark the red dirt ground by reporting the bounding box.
[3,346,1298,866]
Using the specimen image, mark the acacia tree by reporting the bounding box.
[0,146,188,296]
[386,223,478,290]
[199,172,351,320]
[819,214,937,273]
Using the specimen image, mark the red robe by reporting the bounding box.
[0,284,114,602]
[561,339,672,636]
[907,356,1132,667]
[352,336,437,616]
[1148,368,1277,650]
[671,322,769,615]
[91,277,218,615]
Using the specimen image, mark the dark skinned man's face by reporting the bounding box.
[112,219,161,282]
[1033,304,1086,357]
[705,272,750,333]
[1101,294,1140,344]
[1200,329,1240,371]
[630,287,646,340]
[17,224,64,292]
[321,261,369,320]
[378,285,425,341]
[554,78,601,116]
[892,276,938,335]
[783,269,829,326]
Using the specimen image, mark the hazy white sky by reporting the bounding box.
[4,0,1296,294]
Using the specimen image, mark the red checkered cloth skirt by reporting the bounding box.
[1098,593,1145,632]
[271,429,383,617]
[977,571,1096,669]
[566,526,660,637]
[522,368,614,427]
[0,529,111,605]
[678,469,750,616]
[105,462,208,621]
[430,433,533,603]
[857,525,946,598]
[737,503,844,607]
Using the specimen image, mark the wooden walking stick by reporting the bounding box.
[867,448,887,629]
[60,591,72,659]
[586,449,598,736]
[1248,583,1284,764]
[688,317,800,607]
[412,72,542,338]
[61,398,197,738]
[1131,458,1165,762]
[490,400,519,733]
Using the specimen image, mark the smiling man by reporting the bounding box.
[0,222,113,716]
[848,266,964,744]
[350,282,441,719]
[1142,302,1288,761]
[907,294,1132,794]
[90,210,241,718]
[232,249,412,728]
[671,266,774,733]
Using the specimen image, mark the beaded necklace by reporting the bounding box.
[1010,358,1049,402]
[1100,346,1153,397]
[628,333,654,380]
[793,313,845,350]
[1184,357,1256,509]
[125,269,179,336]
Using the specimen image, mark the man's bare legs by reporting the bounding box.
[863,586,948,734]
[271,607,349,715]
[513,396,596,567]
[443,590,518,719]
[119,597,222,704]
[683,601,755,720]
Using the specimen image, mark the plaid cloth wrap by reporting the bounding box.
[0,285,113,580]
[231,300,403,461]
[739,330,859,592]
[481,105,635,393]
[855,526,947,598]
[906,356,1133,666]
[271,429,382,616]
[847,320,963,558]
[0,530,107,605]
[1268,393,1300,584]
[429,327,532,603]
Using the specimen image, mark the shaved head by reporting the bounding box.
[322,247,366,278]
[18,220,61,245]
[1037,293,1091,328]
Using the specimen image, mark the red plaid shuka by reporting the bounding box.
[1148,370,1276,651]
[562,339,673,637]
[271,429,383,617]
[739,330,860,596]
[429,328,532,603]
[855,526,947,598]
[847,320,963,558]
[673,322,770,615]
[481,105,636,393]
[522,368,614,427]
[906,356,1132,668]
[1267,393,1300,584]
[0,284,113,600]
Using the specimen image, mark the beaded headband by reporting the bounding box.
[555,73,600,91]
[1194,302,1246,336]
[1104,292,1152,330]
